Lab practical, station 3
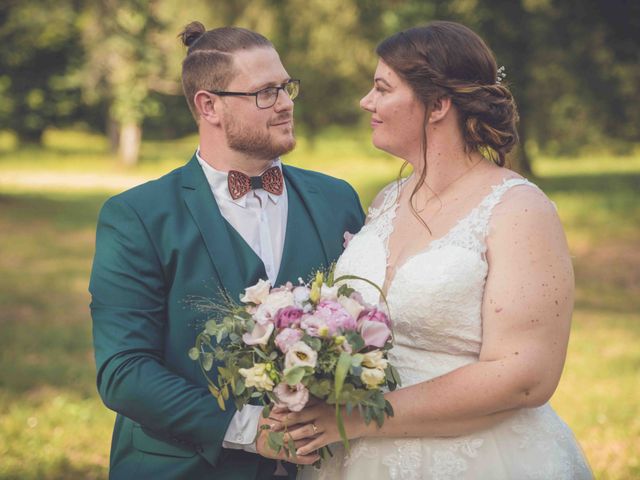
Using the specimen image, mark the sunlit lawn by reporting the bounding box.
[0,129,638,479]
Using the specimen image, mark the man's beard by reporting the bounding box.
[225,114,296,160]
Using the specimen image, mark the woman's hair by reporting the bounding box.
[179,22,272,120]
[377,21,519,225]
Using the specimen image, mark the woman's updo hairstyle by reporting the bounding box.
[377,21,519,166]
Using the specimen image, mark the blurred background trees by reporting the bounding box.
[1,0,638,168]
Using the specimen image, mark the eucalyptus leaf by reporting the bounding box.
[202,353,214,371]
[337,284,355,298]
[267,431,284,454]
[351,354,363,367]
[205,320,217,335]
[253,348,270,361]
[216,393,226,411]
[235,378,245,395]
[287,436,297,458]
[284,366,307,385]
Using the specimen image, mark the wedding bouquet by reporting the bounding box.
[188,266,400,458]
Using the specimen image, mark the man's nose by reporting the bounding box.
[274,88,294,111]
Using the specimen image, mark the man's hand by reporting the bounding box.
[255,412,320,465]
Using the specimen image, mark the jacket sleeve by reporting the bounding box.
[345,180,366,234]
[89,196,234,467]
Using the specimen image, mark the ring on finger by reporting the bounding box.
[311,423,318,434]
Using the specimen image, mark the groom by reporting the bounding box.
[89,23,364,479]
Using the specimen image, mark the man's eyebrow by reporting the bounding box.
[374,77,392,88]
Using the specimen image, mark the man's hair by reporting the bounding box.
[179,22,273,120]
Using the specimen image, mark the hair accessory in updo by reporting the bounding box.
[496,65,507,85]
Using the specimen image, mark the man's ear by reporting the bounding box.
[428,96,452,123]
[194,91,222,126]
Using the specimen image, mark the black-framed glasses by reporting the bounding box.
[208,79,300,109]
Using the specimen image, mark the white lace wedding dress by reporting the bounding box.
[300,178,592,480]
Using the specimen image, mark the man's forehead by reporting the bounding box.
[229,47,289,88]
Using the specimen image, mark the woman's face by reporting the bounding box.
[360,59,426,162]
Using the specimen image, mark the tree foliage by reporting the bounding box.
[1,0,638,166]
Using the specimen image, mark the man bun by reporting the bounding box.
[179,21,206,49]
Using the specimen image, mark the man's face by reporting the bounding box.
[220,47,296,160]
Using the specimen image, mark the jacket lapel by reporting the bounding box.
[181,155,247,300]
[279,166,332,276]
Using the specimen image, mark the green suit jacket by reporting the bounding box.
[89,155,365,479]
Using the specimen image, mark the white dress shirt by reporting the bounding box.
[196,151,288,453]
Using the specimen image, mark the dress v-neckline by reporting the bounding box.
[380,176,524,297]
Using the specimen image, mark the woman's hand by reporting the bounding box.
[273,402,367,455]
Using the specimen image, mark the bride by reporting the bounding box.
[279,21,593,479]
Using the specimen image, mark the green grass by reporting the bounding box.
[0,129,638,479]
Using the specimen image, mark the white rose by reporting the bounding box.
[254,290,295,324]
[361,350,388,370]
[292,286,310,308]
[360,367,386,389]
[338,295,365,320]
[320,284,339,301]
[284,341,318,370]
[242,322,274,346]
[239,363,275,391]
[241,279,271,304]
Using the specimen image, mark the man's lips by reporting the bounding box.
[371,118,383,127]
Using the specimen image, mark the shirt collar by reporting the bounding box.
[196,149,284,208]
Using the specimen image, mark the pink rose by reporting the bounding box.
[274,306,304,329]
[275,328,303,353]
[358,319,391,348]
[358,307,391,327]
[316,300,357,332]
[274,382,309,412]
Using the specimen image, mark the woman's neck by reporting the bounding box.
[407,136,485,197]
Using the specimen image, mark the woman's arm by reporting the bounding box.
[282,185,575,451]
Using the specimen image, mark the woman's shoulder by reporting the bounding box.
[486,172,564,243]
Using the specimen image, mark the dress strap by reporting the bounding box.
[363,179,406,258]
[429,177,538,255]
[473,177,538,249]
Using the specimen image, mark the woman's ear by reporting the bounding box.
[194,91,222,126]
[428,96,452,123]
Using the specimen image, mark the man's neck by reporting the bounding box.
[198,143,274,177]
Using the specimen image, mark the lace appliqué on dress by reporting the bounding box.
[362,180,405,259]
[510,406,578,480]
[381,439,422,480]
[430,438,485,480]
[428,178,537,256]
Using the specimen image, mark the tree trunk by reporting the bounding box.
[17,128,44,146]
[515,117,534,177]
[118,122,141,167]
[107,117,120,154]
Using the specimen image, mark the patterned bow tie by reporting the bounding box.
[227,166,284,200]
